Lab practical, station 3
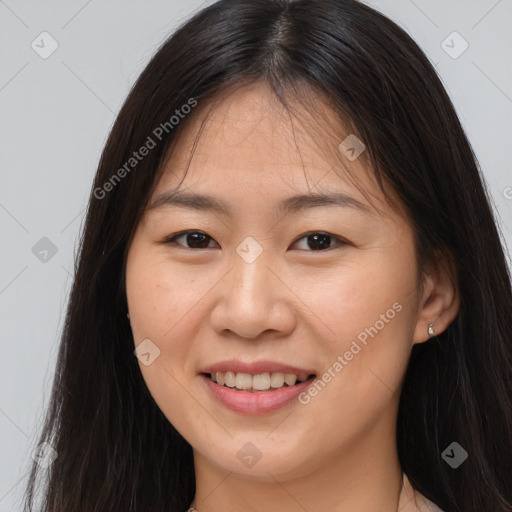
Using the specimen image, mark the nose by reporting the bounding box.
[209,251,297,340]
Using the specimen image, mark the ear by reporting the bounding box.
[413,249,460,344]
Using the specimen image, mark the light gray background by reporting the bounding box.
[1,0,511,509]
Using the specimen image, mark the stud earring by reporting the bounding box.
[127,312,130,320]
[427,323,436,337]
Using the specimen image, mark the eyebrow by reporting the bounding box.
[147,190,374,216]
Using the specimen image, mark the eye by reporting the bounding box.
[291,231,347,251]
[162,230,348,251]
[163,230,219,249]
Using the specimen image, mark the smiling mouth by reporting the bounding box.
[204,371,316,392]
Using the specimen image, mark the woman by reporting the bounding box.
[23,0,512,511]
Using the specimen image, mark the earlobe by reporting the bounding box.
[412,252,460,344]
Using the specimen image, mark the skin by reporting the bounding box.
[125,81,459,512]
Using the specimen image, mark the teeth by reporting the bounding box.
[253,373,271,390]
[270,372,285,388]
[209,371,312,391]
[235,373,252,390]
[224,371,236,388]
[284,374,297,386]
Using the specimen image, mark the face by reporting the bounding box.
[125,81,424,482]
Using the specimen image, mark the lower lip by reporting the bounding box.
[201,374,315,414]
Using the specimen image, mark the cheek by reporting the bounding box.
[126,251,206,343]
[125,250,208,416]
[297,256,413,346]
[295,255,416,403]
[125,250,211,432]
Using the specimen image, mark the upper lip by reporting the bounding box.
[200,360,316,376]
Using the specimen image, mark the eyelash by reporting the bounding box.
[161,230,349,252]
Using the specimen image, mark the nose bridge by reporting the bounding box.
[230,244,273,308]
[209,241,295,339]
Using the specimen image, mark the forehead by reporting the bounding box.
[152,81,388,216]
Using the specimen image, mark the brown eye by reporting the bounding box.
[291,232,346,251]
[164,231,218,249]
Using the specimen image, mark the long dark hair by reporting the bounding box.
[22,1,512,510]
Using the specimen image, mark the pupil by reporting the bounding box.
[188,233,209,248]
[308,233,331,250]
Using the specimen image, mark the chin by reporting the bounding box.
[199,439,320,482]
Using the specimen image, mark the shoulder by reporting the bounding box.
[420,499,445,512]
[399,474,445,512]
